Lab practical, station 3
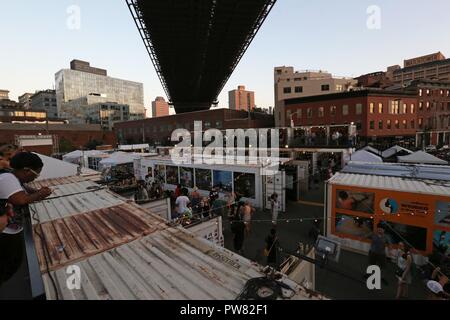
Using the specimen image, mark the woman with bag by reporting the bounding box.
[395,242,413,299]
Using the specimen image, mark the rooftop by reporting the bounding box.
[330,162,450,197]
[30,175,321,300]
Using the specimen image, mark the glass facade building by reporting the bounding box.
[55,68,145,121]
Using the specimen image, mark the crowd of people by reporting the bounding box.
[367,224,449,300]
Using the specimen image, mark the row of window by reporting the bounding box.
[283,84,334,94]
[288,103,365,119]
[123,121,224,135]
[369,119,415,130]
[419,88,450,97]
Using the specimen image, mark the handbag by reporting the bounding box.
[263,236,277,257]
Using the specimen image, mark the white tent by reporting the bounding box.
[35,153,98,181]
[118,144,150,151]
[350,150,383,163]
[62,150,106,164]
[381,145,413,159]
[99,152,137,167]
[398,151,448,165]
[362,146,381,155]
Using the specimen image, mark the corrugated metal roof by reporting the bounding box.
[342,162,450,181]
[33,203,167,273]
[30,181,125,223]
[42,228,323,300]
[330,172,450,197]
[30,176,93,188]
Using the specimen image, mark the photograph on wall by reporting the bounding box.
[336,189,374,214]
[234,172,256,199]
[154,165,166,183]
[379,221,427,251]
[435,201,450,228]
[166,166,179,185]
[335,213,374,239]
[180,167,194,189]
[213,170,233,192]
[433,230,450,256]
[195,168,212,190]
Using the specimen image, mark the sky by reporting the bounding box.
[1,0,450,116]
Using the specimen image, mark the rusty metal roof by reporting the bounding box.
[33,203,167,273]
[42,227,323,300]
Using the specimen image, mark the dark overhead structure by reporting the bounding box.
[126,0,277,114]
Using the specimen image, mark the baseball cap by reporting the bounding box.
[427,280,444,294]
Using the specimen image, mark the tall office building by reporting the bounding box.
[18,93,33,109]
[55,59,145,121]
[228,86,255,111]
[151,96,170,117]
[31,90,58,118]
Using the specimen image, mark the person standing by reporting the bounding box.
[243,201,255,236]
[367,226,390,285]
[231,214,245,255]
[265,228,279,269]
[396,242,413,299]
[191,187,201,215]
[270,193,279,225]
[175,189,190,218]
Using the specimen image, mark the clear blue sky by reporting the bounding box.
[1,0,450,116]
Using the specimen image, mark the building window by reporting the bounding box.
[419,89,423,97]
[387,120,392,129]
[369,103,374,114]
[390,100,400,114]
[403,120,407,129]
[318,107,324,117]
[336,84,343,91]
[370,121,375,130]
[216,121,222,128]
[411,104,415,114]
[426,89,431,96]
[378,120,383,130]
[426,102,430,110]
[356,104,362,115]
[330,106,337,116]
[378,103,383,114]
[295,86,303,93]
[418,118,423,128]
[321,84,330,91]
[411,120,415,129]
[419,102,423,110]
[342,105,349,115]
[395,120,400,129]
[402,103,407,114]
[283,87,292,94]
[296,109,302,119]
[307,108,313,119]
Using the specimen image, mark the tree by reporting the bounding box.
[84,139,103,150]
[59,138,75,153]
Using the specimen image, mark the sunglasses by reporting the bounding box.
[26,168,41,178]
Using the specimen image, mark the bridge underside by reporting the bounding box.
[127,0,276,114]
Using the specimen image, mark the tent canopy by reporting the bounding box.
[62,150,106,163]
[398,151,448,165]
[350,150,383,163]
[381,145,413,159]
[362,146,381,155]
[35,153,98,180]
[99,152,137,166]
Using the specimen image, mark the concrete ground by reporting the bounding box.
[222,183,429,300]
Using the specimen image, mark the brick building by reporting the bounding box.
[151,96,170,117]
[284,89,419,147]
[115,108,274,145]
[228,85,255,111]
[0,123,116,156]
